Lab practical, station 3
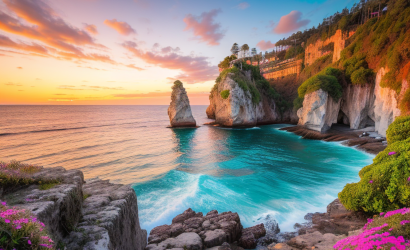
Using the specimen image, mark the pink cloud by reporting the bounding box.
[0,34,48,54]
[122,41,218,84]
[273,11,310,34]
[183,9,224,46]
[126,64,144,71]
[236,2,250,9]
[104,19,136,35]
[84,24,98,35]
[256,40,276,51]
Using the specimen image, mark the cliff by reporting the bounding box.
[206,66,281,127]
[297,67,406,135]
[168,80,197,128]
[0,166,147,250]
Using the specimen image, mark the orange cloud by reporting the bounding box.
[0,0,120,65]
[183,9,224,46]
[0,34,48,54]
[122,41,218,84]
[256,40,276,51]
[113,91,208,98]
[17,67,22,69]
[126,64,144,71]
[84,24,98,35]
[104,19,136,35]
[273,11,310,34]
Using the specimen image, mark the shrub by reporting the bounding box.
[172,80,183,90]
[293,97,304,110]
[386,115,410,144]
[0,161,59,194]
[220,90,230,99]
[339,116,410,213]
[0,201,55,249]
[297,67,343,101]
[334,207,410,249]
[400,89,410,114]
[351,67,375,85]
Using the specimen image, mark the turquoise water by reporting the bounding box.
[0,105,374,235]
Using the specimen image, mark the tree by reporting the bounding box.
[230,43,239,55]
[218,55,237,69]
[241,44,249,51]
[251,48,257,56]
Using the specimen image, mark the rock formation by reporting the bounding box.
[147,208,267,250]
[1,167,147,250]
[296,68,407,135]
[168,80,196,127]
[297,89,341,132]
[206,70,279,127]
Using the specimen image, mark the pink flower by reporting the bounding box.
[369,180,373,184]
[408,176,410,182]
[4,219,10,223]
[28,240,31,245]
[15,225,22,229]
[389,151,397,155]
[1,202,6,206]
[400,220,410,225]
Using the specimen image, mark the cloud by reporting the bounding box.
[104,19,136,35]
[256,40,276,51]
[236,2,250,9]
[89,86,123,90]
[126,64,144,71]
[5,82,22,86]
[0,0,119,65]
[17,67,22,69]
[122,41,218,84]
[0,34,48,54]
[113,91,208,98]
[54,94,67,95]
[35,78,41,80]
[84,24,98,35]
[273,11,310,34]
[183,9,224,46]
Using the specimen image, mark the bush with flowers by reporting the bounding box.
[0,200,54,249]
[339,115,410,213]
[0,161,59,194]
[334,207,410,249]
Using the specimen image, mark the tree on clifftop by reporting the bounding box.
[241,44,249,52]
[230,43,240,55]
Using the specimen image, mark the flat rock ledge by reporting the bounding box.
[146,209,267,250]
[63,177,147,250]
[0,167,147,250]
[2,167,84,243]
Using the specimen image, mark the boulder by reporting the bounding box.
[148,209,243,250]
[238,224,266,249]
[146,232,202,250]
[297,89,341,132]
[204,229,227,248]
[168,80,196,127]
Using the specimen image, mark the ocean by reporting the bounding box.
[0,105,374,234]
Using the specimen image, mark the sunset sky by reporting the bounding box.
[0,0,356,105]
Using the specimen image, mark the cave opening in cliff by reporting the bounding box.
[337,110,349,125]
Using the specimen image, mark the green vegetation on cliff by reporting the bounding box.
[172,80,183,89]
[339,115,410,213]
[214,64,289,111]
[220,90,230,99]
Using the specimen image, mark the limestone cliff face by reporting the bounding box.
[206,71,280,127]
[297,89,341,132]
[168,82,196,127]
[370,68,402,136]
[340,83,375,130]
[297,67,406,136]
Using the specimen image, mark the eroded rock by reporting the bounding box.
[168,80,196,127]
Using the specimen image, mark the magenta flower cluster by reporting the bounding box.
[0,200,54,249]
[334,207,410,250]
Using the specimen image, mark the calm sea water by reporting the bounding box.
[0,105,373,234]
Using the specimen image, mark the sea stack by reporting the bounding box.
[168,80,196,127]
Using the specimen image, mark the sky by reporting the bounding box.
[0,0,357,105]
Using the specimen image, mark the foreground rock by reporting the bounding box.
[1,167,84,243]
[206,69,280,127]
[168,80,197,127]
[147,209,266,250]
[297,89,341,133]
[63,177,147,250]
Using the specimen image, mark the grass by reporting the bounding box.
[39,182,59,190]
